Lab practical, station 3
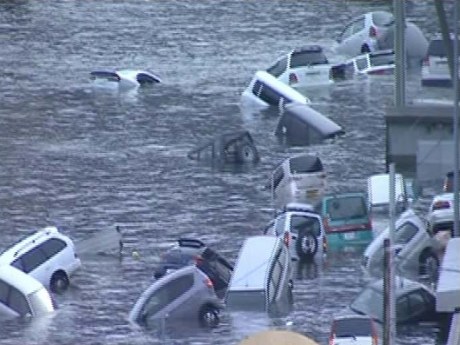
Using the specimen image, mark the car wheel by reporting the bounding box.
[235,144,258,163]
[50,271,70,294]
[198,305,219,328]
[419,251,439,280]
[361,44,371,53]
[295,232,318,260]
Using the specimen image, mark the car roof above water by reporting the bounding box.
[229,236,281,291]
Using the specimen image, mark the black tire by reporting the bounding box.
[361,44,371,54]
[198,305,219,328]
[235,144,258,163]
[419,251,439,280]
[295,232,318,260]
[50,271,70,294]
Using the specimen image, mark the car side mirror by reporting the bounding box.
[394,244,404,256]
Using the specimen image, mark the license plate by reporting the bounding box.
[307,189,319,197]
[344,232,356,240]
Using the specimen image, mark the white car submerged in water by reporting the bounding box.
[90,69,161,89]
[266,45,333,89]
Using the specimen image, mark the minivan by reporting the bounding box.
[225,236,292,314]
[320,192,373,250]
[270,154,327,211]
[0,265,55,320]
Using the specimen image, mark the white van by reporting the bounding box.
[241,70,310,108]
[270,154,327,211]
[0,265,55,320]
[225,236,292,313]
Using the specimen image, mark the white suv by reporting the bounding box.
[0,226,81,293]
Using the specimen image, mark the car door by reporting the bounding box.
[13,246,50,286]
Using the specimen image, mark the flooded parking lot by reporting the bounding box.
[0,0,454,344]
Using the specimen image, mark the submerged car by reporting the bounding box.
[335,11,394,57]
[153,238,233,299]
[0,265,55,320]
[329,315,380,345]
[330,49,395,80]
[362,209,442,280]
[187,131,260,165]
[226,236,293,315]
[129,265,223,328]
[270,154,327,211]
[0,226,81,293]
[241,70,310,109]
[319,192,373,249]
[90,69,161,89]
[266,45,333,89]
[264,204,326,261]
[349,276,449,326]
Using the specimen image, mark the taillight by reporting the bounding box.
[283,232,290,247]
[423,56,430,67]
[289,73,298,85]
[432,200,451,210]
[323,217,331,233]
[369,26,377,38]
[328,335,335,345]
[372,334,378,345]
[204,277,214,289]
[194,255,204,265]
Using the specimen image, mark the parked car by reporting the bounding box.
[153,238,233,299]
[349,276,450,326]
[270,154,327,211]
[264,204,325,261]
[266,45,333,89]
[319,192,373,249]
[0,265,55,320]
[0,226,81,293]
[241,70,310,109]
[225,236,293,314]
[129,265,223,328]
[330,49,394,80]
[335,11,394,57]
[362,209,442,280]
[421,36,460,87]
[90,69,161,89]
[187,131,260,165]
[329,315,379,345]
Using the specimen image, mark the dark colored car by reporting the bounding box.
[153,238,233,299]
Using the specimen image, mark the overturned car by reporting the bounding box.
[187,131,260,164]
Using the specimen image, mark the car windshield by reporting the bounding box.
[326,196,368,221]
[290,51,328,68]
[350,286,383,322]
[266,57,288,77]
[289,155,323,174]
[372,11,394,27]
[334,318,373,337]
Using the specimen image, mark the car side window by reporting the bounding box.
[40,238,67,259]
[252,80,263,96]
[266,57,288,77]
[0,280,9,304]
[20,247,48,273]
[8,287,30,316]
[396,295,410,322]
[11,258,24,271]
[340,22,355,41]
[395,222,418,245]
[258,84,282,106]
[352,16,365,34]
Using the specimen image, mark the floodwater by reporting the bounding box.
[0,1,454,344]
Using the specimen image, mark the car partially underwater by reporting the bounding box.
[187,131,260,165]
[90,69,161,89]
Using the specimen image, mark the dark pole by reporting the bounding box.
[434,0,455,79]
[453,0,460,238]
[383,238,390,345]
